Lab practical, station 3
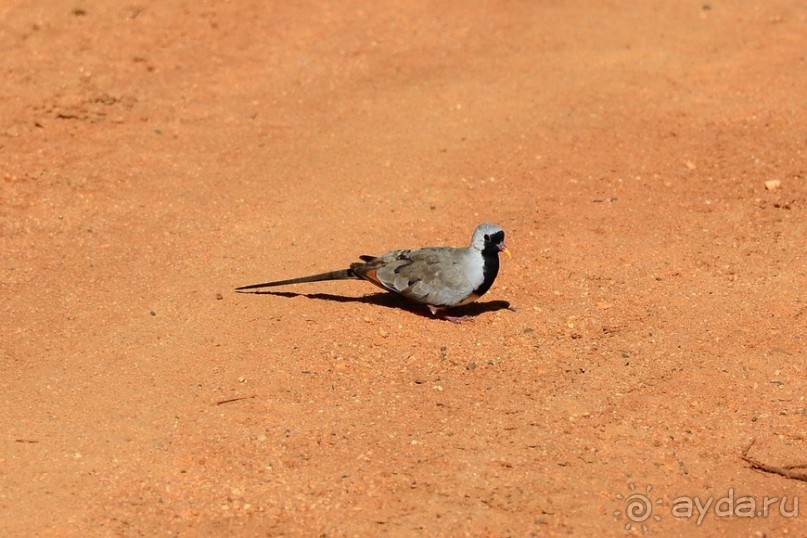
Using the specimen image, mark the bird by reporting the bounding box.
[235,223,511,321]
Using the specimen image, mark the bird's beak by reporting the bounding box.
[499,243,512,259]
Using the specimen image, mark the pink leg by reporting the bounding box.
[440,314,472,323]
[428,306,471,323]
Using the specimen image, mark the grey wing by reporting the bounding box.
[370,247,476,307]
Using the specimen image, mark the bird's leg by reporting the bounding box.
[428,305,471,323]
[441,314,472,323]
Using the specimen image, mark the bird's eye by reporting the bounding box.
[483,234,490,241]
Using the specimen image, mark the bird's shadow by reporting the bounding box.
[236,289,511,319]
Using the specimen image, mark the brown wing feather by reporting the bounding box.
[350,259,390,293]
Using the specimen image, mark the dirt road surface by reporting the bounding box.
[2,1,805,535]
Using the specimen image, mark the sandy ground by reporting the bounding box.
[2,1,805,536]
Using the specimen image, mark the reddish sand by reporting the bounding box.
[2,1,805,535]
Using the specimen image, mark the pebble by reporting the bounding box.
[764,179,781,191]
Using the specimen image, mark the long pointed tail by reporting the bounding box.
[235,269,356,291]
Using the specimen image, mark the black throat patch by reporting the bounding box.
[475,253,499,297]
[475,258,499,298]
[474,232,505,297]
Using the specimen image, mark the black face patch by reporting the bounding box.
[488,230,504,243]
[482,230,505,253]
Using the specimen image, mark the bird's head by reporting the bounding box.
[471,223,511,258]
